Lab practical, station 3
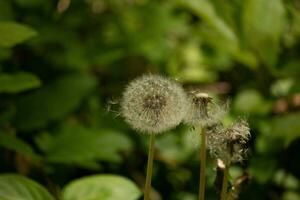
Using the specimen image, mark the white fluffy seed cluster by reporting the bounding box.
[184,92,227,127]
[207,119,250,165]
[121,75,188,134]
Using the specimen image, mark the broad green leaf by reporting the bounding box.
[35,125,132,164]
[62,174,141,200]
[243,0,286,67]
[0,132,40,159]
[0,22,37,48]
[0,72,41,93]
[233,89,271,115]
[14,73,97,130]
[0,174,54,200]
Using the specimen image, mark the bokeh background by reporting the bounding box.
[1,0,300,199]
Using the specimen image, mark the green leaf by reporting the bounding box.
[243,0,286,67]
[233,89,271,115]
[0,132,40,159]
[0,21,37,48]
[0,174,55,200]
[35,126,132,165]
[14,73,97,130]
[62,174,141,200]
[0,72,41,93]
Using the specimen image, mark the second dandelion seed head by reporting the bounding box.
[184,91,227,127]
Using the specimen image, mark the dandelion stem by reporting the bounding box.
[199,126,207,200]
[221,165,229,200]
[144,134,155,200]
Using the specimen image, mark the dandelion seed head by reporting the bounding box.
[184,92,227,126]
[224,119,250,164]
[121,74,188,134]
[207,119,250,165]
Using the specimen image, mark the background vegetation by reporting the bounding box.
[0,0,300,199]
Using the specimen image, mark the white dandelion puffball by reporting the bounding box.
[207,119,250,165]
[121,75,188,134]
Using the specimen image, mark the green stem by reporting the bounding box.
[144,134,155,200]
[220,165,229,200]
[199,126,207,200]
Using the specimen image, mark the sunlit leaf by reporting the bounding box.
[0,174,54,200]
[62,174,141,200]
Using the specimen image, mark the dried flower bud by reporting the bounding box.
[121,75,188,134]
[207,119,250,165]
[184,92,227,126]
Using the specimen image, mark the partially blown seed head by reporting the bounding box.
[121,75,188,134]
[184,92,227,126]
[207,119,250,165]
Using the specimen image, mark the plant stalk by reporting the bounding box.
[199,126,207,200]
[220,165,229,200]
[144,134,155,200]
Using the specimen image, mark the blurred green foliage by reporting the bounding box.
[0,0,300,199]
